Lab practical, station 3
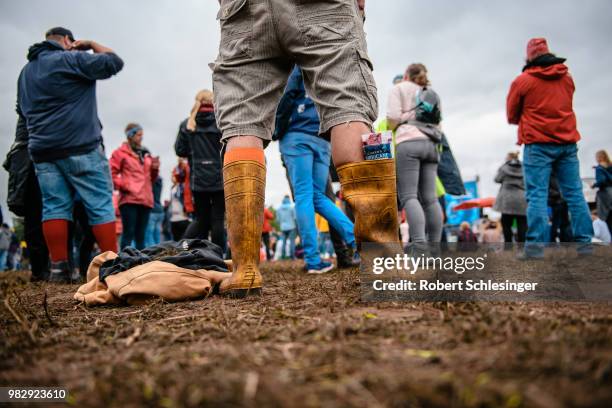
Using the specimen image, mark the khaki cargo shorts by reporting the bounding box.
[212,0,378,142]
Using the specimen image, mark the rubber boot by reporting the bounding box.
[219,155,265,298]
[336,159,400,247]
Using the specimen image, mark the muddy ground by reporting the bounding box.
[1,260,611,408]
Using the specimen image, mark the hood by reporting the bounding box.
[502,159,523,178]
[195,111,217,129]
[281,197,292,206]
[27,40,64,61]
[523,53,568,79]
[526,63,568,80]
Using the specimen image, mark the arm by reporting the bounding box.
[506,77,524,125]
[494,166,505,184]
[109,151,124,191]
[69,40,124,80]
[386,85,402,131]
[150,156,160,182]
[174,124,192,158]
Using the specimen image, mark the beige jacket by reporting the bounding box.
[74,252,231,306]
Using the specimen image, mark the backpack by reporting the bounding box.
[414,87,442,125]
[400,87,443,143]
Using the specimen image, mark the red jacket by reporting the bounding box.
[262,208,274,233]
[110,142,158,208]
[506,63,580,145]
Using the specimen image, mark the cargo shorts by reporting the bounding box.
[212,0,378,142]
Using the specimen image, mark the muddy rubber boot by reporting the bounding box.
[336,159,400,248]
[219,152,265,298]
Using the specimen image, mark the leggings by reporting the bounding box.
[396,139,443,243]
[500,213,527,243]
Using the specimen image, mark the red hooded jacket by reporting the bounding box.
[506,63,580,145]
[110,142,158,208]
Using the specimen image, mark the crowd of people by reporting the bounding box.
[2,0,611,294]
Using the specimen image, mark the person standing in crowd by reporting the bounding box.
[593,150,612,233]
[507,38,592,255]
[592,210,611,243]
[387,63,443,245]
[493,152,528,242]
[169,161,192,241]
[275,195,297,260]
[0,223,11,271]
[110,124,160,250]
[4,114,50,281]
[144,176,164,247]
[17,27,123,282]
[175,90,226,250]
[261,207,275,260]
[214,0,398,295]
[276,66,357,274]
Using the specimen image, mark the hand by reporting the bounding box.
[151,157,160,170]
[70,40,94,51]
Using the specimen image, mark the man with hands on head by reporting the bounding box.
[16,27,124,283]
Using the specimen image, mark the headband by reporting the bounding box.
[126,126,142,138]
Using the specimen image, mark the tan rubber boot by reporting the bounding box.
[219,157,265,298]
[336,159,400,247]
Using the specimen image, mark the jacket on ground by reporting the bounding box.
[74,248,230,306]
[493,159,527,215]
[507,55,580,145]
[17,41,123,162]
[174,110,223,192]
[110,142,157,208]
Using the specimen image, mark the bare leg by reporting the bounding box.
[330,121,368,167]
[226,135,263,152]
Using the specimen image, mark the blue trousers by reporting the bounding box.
[523,143,593,246]
[280,133,355,267]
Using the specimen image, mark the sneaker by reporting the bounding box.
[306,261,335,274]
[48,261,72,284]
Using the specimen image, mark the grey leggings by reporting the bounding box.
[396,139,443,243]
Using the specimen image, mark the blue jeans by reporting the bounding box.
[280,132,355,267]
[33,147,115,225]
[523,143,593,247]
[145,211,165,247]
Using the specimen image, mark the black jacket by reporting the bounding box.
[3,115,33,216]
[174,112,223,192]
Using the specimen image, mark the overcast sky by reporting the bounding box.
[1,0,610,221]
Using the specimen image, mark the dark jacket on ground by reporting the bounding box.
[174,111,223,192]
[17,40,124,162]
[99,239,228,281]
[493,159,527,216]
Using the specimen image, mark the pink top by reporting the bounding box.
[386,81,427,144]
